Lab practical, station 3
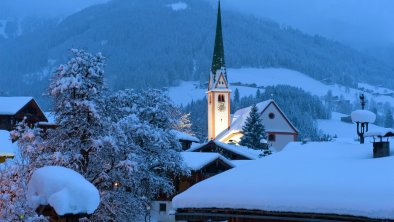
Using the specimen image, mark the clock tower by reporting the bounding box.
[207,1,231,140]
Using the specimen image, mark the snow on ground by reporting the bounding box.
[0,20,7,39]
[167,68,394,107]
[317,112,387,141]
[173,141,394,219]
[181,152,234,171]
[28,166,100,216]
[166,2,188,11]
[0,130,17,155]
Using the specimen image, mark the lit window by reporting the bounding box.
[269,113,275,119]
[268,134,276,142]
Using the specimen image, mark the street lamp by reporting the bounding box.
[351,94,376,144]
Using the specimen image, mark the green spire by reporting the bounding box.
[211,0,226,80]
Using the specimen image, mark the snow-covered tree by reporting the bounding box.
[239,104,267,150]
[91,89,188,221]
[47,49,106,174]
[0,119,47,221]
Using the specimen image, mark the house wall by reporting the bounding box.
[150,201,175,222]
[269,133,296,151]
[261,104,294,133]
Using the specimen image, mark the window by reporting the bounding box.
[218,94,225,102]
[159,203,166,212]
[268,134,276,142]
[269,112,275,119]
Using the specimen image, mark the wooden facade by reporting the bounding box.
[175,208,391,222]
[0,99,47,131]
[158,157,233,201]
[36,205,90,222]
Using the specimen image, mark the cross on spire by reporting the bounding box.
[211,0,226,82]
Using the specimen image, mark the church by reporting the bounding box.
[206,2,298,150]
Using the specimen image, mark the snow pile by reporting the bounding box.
[351,110,376,123]
[171,130,200,143]
[173,141,394,219]
[167,2,188,11]
[28,166,100,216]
[181,152,234,170]
[0,97,33,115]
[0,130,18,156]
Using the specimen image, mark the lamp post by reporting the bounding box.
[351,94,376,144]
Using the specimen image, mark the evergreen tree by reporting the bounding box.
[234,88,240,104]
[239,104,267,150]
[385,109,393,128]
[256,89,262,100]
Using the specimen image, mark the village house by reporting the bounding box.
[0,97,48,131]
[152,152,234,222]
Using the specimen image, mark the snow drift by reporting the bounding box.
[28,166,100,216]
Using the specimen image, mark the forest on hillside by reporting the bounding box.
[1,0,394,108]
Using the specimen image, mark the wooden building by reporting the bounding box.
[152,152,234,222]
[187,140,262,160]
[0,97,47,131]
[172,130,200,150]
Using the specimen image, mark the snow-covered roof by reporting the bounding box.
[0,97,33,115]
[28,166,100,216]
[351,110,376,123]
[0,130,17,156]
[187,140,262,160]
[216,99,297,141]
[173,141,394,219]
[181,152,234,171]
[365,128,394,138]
[171,130,200,143]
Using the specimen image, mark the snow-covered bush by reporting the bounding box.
[28,166,100,216]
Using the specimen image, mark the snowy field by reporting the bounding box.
[167,68,394,106]
[173,140,394,219]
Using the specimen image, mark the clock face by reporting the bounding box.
[217,102,226,112]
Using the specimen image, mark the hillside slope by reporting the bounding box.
[1,0,394,104]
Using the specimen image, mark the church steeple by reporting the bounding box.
[207,0,231,141]
[211,0,226,82]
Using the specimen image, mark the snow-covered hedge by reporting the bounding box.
[28,166,100,216]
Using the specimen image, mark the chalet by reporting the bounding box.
[152,152,234,222]
[171,130,200,150]
[173,141,394,221]
[216,99,299,150]
[187,140,263,160]
[0,97,47,131]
